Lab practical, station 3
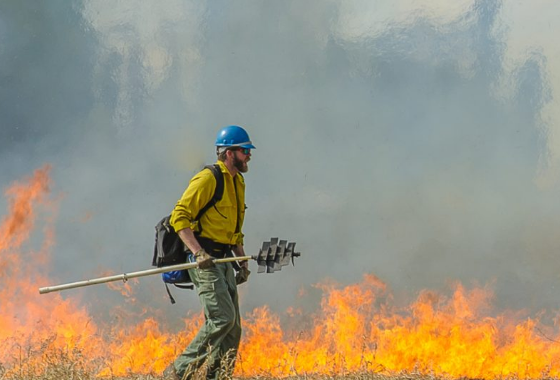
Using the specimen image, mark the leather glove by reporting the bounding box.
[194,249,215,269]
[235,266,251,285]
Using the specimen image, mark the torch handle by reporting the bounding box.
[38,256,253,294]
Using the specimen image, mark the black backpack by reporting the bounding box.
[152,164,224,303]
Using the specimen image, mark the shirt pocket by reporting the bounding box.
[212,196,236,222]
[217,196,233,213]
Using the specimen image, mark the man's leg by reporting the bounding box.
[174,264,237,379]
[209,263,242,379]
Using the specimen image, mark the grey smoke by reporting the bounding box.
[1,0,559,324]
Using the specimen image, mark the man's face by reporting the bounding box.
[231,148,251,173]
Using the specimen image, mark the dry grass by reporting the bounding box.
[0,362,464,380]
[0,346,547,380]
[0,345,96,380]
[0,361,540,380]
[0,349,418,380]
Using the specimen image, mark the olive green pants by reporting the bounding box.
[174,262,241,380]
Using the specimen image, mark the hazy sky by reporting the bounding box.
[2,0,560,320]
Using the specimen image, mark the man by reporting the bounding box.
[164,125,255,380]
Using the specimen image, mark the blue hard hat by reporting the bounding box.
[215,125,256,149]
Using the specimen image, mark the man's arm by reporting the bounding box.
[177,227,216,269]
[177,227,202,253]
[170,170,216,236]
[232,245,248,268]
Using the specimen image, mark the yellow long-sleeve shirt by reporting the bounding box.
[170,161,245,246]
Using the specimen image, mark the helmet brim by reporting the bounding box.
[215,142,256,149]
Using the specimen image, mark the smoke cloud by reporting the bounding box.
[2,0,560,320]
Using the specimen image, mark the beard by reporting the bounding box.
[233,154,249,173]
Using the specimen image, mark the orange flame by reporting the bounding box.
[2,166,560,379]
[0,166,101,375]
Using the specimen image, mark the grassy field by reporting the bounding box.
[0,358,531,380]
[0,365,460,380]
[1,336,552,380]
[0,349,458,380]
[1,350,550,380]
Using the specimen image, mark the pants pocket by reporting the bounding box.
[197,269,231,322]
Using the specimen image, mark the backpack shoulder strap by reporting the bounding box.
[195,164,224,221]
[209,164,225,202]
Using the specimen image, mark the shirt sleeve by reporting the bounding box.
[236,232,244,246]
[170,169,216,232]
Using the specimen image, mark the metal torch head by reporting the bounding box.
[253,237,301,273]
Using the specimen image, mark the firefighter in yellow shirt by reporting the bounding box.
[164,126,255,380]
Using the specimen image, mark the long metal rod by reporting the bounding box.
[38,256,253,295]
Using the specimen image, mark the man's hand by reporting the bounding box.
[235,266,251,285]
[194,249,215,269]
